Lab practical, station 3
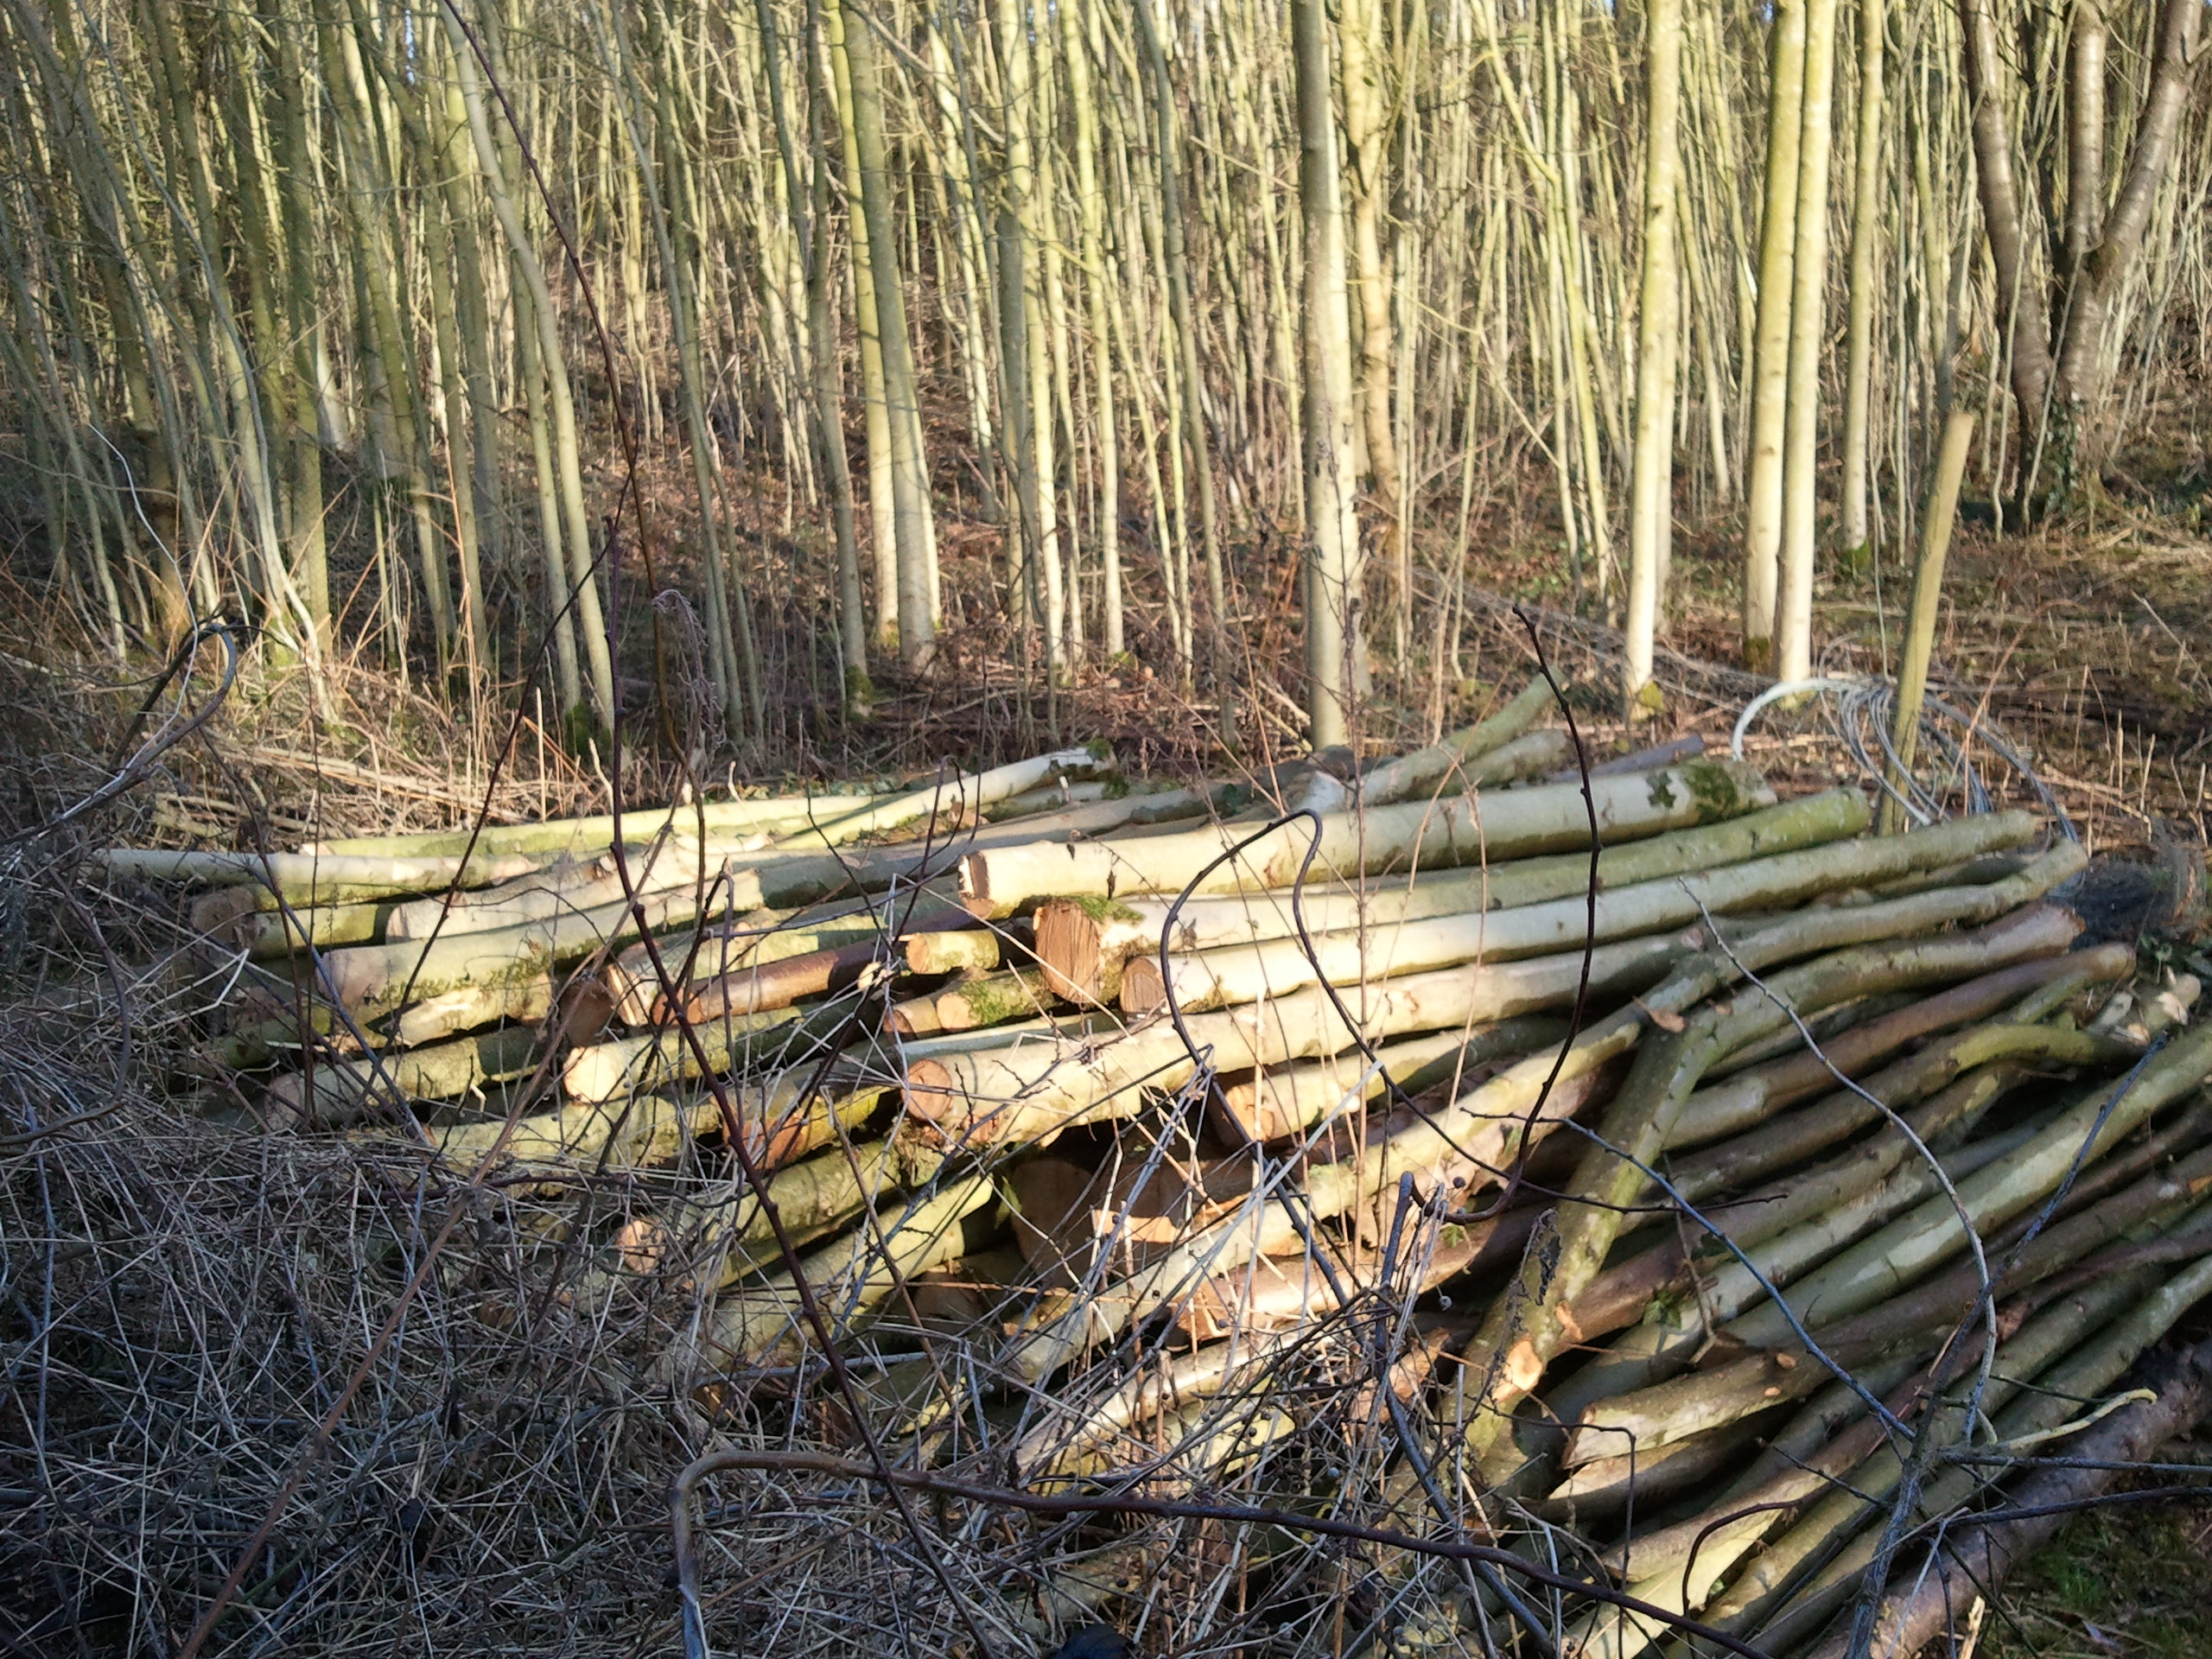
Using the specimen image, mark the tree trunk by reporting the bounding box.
[1293,0,1363,749]
[1625,0,1682,715]
[1741,0,1806,670]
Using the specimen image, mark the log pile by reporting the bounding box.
[99,682,2212,1654]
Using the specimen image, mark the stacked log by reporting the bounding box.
[100,686,2212,1654]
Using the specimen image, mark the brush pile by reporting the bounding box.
[96,678,2212,1656]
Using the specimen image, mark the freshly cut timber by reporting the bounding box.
[562,1000,855,1103]
[101,847,550,906]
[106,702,2212,1658]
[957,759,1774,917]
[1665,940,2134,1147]
[1353,677,1552,804]
[307,791,891,859]
[1122,810,2044,1015]
[683,938,887,1022]
[764,747,1111,847]
[661,1175,1000,1375]
[906,929,1699,1146]
[600,891,969,1024]
[987,852,2084,1386]
[903,926,1004,974]
[1210,1016,1572,1143]
[264,1025,544,1128]
[1032,788,1878,1001]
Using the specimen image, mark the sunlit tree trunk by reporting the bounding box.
[1742,0,1806,671]
[1625,0,1683,718]
[1294,0,1363,750]
[1776,0,1841,683]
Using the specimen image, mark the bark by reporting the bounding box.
[907,930,1694,1147]
[1211,1018,1570,1145]
[1839,0,1885,553]
[958,759,1775,917]
[903,927,1002,975]
[683,939,887,1022]
[1719,1017,2212,1347]
[1740,1235,2212,1649]
[1624,0,1681,713]
[1675,1015,2127,1199]
[1034,786,1878,982]
[1354,677,1551,805]
[101,847,549,903]
[988,847,2085,1383]
[2047,0,2204,414]
[1696,1249,2177,1639]
[309,796,874,861]
[1134,810,2043,1018]
[1293,0,1364,747]
[1818,1332,2212,1659]
[836,3,936,668]
[264,1025,542,1129]
[561,999,854,1103]
[1667,942,2131,1147]
[1742,0,1807,667]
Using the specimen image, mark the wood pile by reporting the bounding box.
[99,680,2212,1654]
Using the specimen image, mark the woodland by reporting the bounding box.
[2,0,2212,1655]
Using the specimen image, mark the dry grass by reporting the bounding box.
[1980,1484,2212,1659]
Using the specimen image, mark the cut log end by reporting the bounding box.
[189,885,260,940]
[957,853,993,918]
[1034,898,1114,1005]
[1120,957,1166,1016]
[904,1058,959,1122]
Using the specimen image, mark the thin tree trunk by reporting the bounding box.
[1742,0,1806,670]
[443,4,617,729]
[1625,0,1683,719]
[1294,0,1363,750]
[1338,0,1402,635]
[1065,0,1122,658]
[837,1,935,670]
[1840,0,1885,556]
[1133,0,1235,745]
[1775,0,1842,682]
